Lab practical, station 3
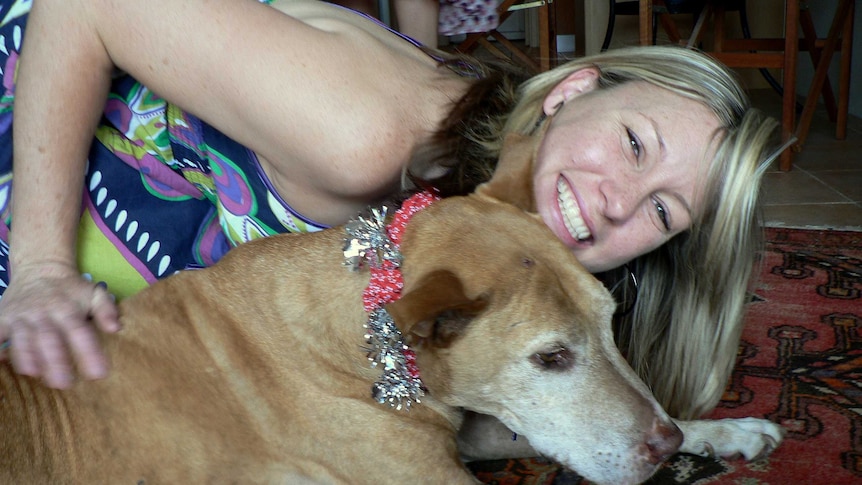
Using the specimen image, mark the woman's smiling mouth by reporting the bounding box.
[557,178,592,242]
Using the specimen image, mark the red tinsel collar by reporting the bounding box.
[342,190,440,410]
[362,190,440,311]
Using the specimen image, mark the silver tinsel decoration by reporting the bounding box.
[342,207,401,272]
[362,303,424,412]
[344,209,424,411]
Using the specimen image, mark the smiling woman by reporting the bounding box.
[464,46,780,420]
[532,73,720,271]
[0,0,777,443]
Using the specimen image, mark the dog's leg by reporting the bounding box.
[459,415,786,463]
[674,418,786,461]
[457,412,539,461]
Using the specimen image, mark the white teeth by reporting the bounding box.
[557,179,592,241]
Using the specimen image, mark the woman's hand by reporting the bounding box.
[0,262,120,389]
[3,0,121,389]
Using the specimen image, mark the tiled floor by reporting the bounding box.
[751,89,862,231]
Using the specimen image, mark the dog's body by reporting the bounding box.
[0,134,782,484]
[1,225,478,483]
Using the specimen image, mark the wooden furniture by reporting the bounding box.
[603,0,703,50]
[638,0,855,171]
[455,0,558,72]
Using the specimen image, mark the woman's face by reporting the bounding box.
[533,68,722,272]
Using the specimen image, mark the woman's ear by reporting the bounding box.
[542,67,601,116]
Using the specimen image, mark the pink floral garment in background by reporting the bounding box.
[438,0,499,36]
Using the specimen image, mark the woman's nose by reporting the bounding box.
[600,179,644,223]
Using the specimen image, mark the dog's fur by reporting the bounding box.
[0,133,781,484]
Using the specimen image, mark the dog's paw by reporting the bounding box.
[673,417,786,461]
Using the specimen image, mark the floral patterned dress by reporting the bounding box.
[0,0,492,301]
[0,0,326,300]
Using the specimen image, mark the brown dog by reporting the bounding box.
[0,133,683,484]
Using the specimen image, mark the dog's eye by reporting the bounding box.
[532,348,573,370]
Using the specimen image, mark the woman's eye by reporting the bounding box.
[653,198,670,231]
[626,128,641,158]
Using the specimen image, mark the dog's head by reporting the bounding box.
[385,134,680,484]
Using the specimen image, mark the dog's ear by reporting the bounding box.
[475,131,543,212]
[385,270,487,349]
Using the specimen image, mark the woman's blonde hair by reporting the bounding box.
[627,110,776,419]
[425,45,779,419]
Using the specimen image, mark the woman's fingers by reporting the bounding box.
[90,284,121,334]
[33,321,76,389]
[0,319,9,361]
[1,276,118,388]
[9,319,40,377]
[64,323,109,383]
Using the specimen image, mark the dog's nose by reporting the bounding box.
[644,418,683,465]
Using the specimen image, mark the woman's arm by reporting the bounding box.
[0,0,464,386]
[12,0,111,270]
[85,0,449,221]
[1,0,120,388]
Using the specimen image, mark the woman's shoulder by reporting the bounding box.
[135,0,474,227]
[251,1,474,200]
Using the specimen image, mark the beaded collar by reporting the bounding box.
[343,190,441,410]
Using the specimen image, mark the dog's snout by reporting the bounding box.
[644,418,683,465]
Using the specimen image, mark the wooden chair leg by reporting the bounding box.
[793,0,853,151]
[836,0,854,141]
[488,30,541,71]
[477,36,513,62]
[639,0,653,45]
[712,4,726,51]
[799,7,838,121]
[539,0,556,71]
[779,0,799,171]
[455,0,519,55]
[684,3,711,48]
[657,12,682,44]
[645,0,852,171]
[454,0,554,73]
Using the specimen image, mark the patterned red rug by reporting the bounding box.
[469,227,862,485]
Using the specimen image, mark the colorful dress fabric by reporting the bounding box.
[0,0,327,300]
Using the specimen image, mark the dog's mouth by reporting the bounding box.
[556,178,592,242]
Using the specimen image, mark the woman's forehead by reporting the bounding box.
[614,83,720,143]
[605,81,709,115]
